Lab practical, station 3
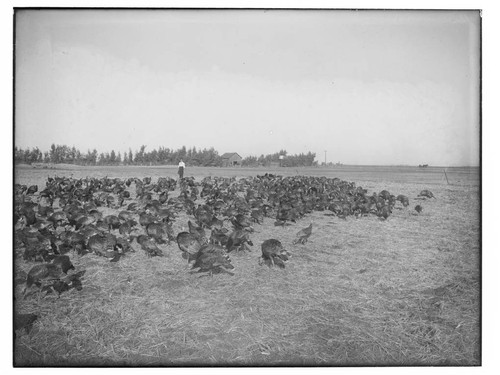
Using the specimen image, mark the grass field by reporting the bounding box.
[13,164,480,366]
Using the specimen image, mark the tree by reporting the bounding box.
[49,144,58,163]
[135,145,146,164]
[87,149,98,165]
[128,149,133,165]
[242,155,258,166]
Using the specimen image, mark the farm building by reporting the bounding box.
[221,152,242,167]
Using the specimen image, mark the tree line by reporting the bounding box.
[241,150,317,167]
[14,144,317,167]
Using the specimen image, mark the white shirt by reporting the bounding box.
[178,161,185,168]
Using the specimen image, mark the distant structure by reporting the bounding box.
[221,152,242,167]
[418,164,429,168]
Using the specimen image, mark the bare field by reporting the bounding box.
[14,165,480,366]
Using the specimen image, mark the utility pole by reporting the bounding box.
[324,150,327,166]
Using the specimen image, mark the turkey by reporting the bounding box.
[139,211,157,227]
[157,207,177,224]
[24,258,85,297]
[87,233,122,259]
[210,227,230,246]
[177,232,203,263]
[209,216,224,230]
[127,202,138,211]
[250,209,264,225]
[418,190,435,199]
[226,229,253,252]
[118,210,135,222]
[188,220,207,243]
[60,231,87,255]
[293,223,313,245]
[396,195,410,207]
[146,222,173,244]
[191,243,234,276]
[26,264,65,290]
[158,191,168,205]
[42,270,86,296]
[118,221,134,237]
[14,313,38,335]
[259,239,290,269]
[274,207,295,227]
[194,205,214,228]
[51,255,75,274]
[74,215,96,230]
[48,212,68,228]
[376,206,392,220]
[103,215,121,231]
[136,235,163,257]
[231,213,254,232]
[26,185,38,195]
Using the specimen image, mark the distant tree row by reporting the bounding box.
[14,144,317,167]
[14,144,223,167]
[241,150,317,167]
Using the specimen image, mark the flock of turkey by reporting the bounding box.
[14,173,435,304]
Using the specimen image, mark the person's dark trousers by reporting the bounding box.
[178,167,184,179]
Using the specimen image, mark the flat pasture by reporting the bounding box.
[14,164,480,366]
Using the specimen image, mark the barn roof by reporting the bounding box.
[220,152,242,159]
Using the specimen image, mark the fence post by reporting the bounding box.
[444,169,450,185]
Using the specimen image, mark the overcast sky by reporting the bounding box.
[15,9,480,166]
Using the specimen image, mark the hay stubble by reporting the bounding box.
[14,165,480,366]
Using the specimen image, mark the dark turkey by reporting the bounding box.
[136,235,163,257]
[376,205,392,220]
[177,232,203,263]
[139,211,157,227]
[51,255,75,274]
[226,229,253,252]
[188,220,207,242]
[118,221,133,237]
[118,210,135,222]
[26,264,64,289]
[191,243,234,276]
[87,233,121,259]
[26,185,38,195]
[231,213,254,232]
[194,205,214,228]
[260,239,290,269]
[396,195,410,207]
[24,258,85,297]
[210,227,230,246]
[42,270,86,296]
[48,212,68,228]
[250,209,264,224]
[146,222,173,244]
[103,215,121,231]
[14,313,38,335]
[418,190,435,199]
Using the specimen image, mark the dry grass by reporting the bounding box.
[14,165,480,366]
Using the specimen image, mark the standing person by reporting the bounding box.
[178,159,185,180]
